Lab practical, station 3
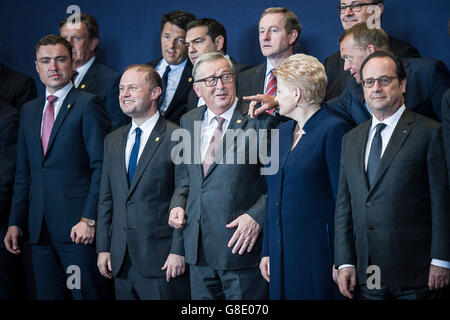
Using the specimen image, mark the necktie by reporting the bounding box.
[158,65,171,111]
[42,95,58,155]
[264,70,277,115]
[367,123,387,187]
[128,127,142,185]
[202,116,225,177]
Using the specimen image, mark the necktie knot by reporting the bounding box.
[375,123,387,135]
[215,116,225,128]
[47,95,58,104]
[134,127,142,138]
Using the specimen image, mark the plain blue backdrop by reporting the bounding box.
[0,0,449,93]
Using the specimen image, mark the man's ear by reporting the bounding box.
[400,77,407,94]
[89,37,99,53]
[215,35,225,52]
[193,82,202,98]
[366,44,376,55]
[152,86,162,101]
[288,30,298,46]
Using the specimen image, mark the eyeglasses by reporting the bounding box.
[337,2,377,13]
[195,73,234,87]
[361,76,399,88]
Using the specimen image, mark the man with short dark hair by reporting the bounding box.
[60,13,129,130]
[334,50,450,300]
[324,0,421,100]
[147,10,196,124]
[4,34,112,299]
[185,18,251,110]
[326,23,450,126]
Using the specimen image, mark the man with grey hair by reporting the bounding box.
[169,52,277,299]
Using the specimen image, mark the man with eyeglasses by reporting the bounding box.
[147,10,196,124]
[326,23,449,127]
[168,52,277,299]
[334,49,450,300]
[184,18,251,111]
[324,0,421,100]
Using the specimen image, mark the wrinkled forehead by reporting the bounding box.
[197,58,231,77]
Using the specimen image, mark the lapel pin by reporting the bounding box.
[236,119,242,124]
[80,84,86,89]
[188,77,193,83]
[67,104,71,109]
[155,137,160,142]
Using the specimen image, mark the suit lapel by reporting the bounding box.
[119,124,131,191]
[185,105,205,181]
[78,60,98,90]
[45,88,77,157]
[32,96,46,159]
[356,121,372,191]
[369,109,413,192]
[164,60,193,116]
[256,63,267,94]
[128,116,166,194]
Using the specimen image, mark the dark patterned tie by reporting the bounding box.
[202,116,225,177]
[367,123,387,187]
[128,127,142,185]
[41,95,58,155]
[158,65,171,111]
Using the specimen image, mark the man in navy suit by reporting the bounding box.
[60,13,129,130]
[326,23,450,127]
[147,10,196,124]
[4,35,112,300]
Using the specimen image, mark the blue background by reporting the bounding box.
[1,0,449,92]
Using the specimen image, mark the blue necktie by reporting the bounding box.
[128,127,142,185]
[367,123,387,187]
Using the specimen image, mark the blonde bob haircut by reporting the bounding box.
[274,53,327,105]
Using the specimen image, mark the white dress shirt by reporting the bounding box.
[263,60,276,94]
[125,112,160,171]
[200,98,238,161]
[156,58,187,113]
[41,82,73,135]
[73,56,95,88]
[340,104,449,270]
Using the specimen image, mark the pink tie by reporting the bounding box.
[264,70,277,115]
[42,95,58,155]
[202,116,225,177]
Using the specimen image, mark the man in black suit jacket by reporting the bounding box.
[147,10,196,124]
[335,50,450,300]
[0,63,37,109]
[60,13,129,130]
[326,23,449,126]
[4,35,112,300]
[169,53,278,299]
[324,0,420,100]
[0,101,20,299]
[184,18,252,110]
[96,64,190,300]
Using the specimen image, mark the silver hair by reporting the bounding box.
[192,52,235,81]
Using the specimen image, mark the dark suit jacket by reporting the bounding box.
[8,88,111,244]
[326,57,450,126]
[237,62,266,99]
[187,57,252,111]
[0,102,19,248]
[78,59,129,130]
[170,100,278,270]
[324,36,421,100]
[442,89,450,184]
[0,63,37,109]
[334,108,450,290]
[147,58,193,124]
[97,116,185,278]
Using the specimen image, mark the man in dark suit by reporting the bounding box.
[147,10,196,124]
[0,63,37,109]
[443,89,450,183]
[326,23,450,126]
[185,18,252,110]
[0,101,20,299]
[334,50,450,300]
[60,13,129,130]
[96,64,190,300]
[324,0,421,100]
[4,35,112,300]
[168,53,277,299]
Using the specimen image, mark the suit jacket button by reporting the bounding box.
[201,188,205,193]
[366,202,373,207]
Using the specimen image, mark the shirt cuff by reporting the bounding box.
[431,259,450,269]
[338,264,355,270]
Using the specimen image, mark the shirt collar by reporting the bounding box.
[130,111,160,135]
[204,97,238,126]
[370,104,406,132]
[161,58,187,71]
[265,60,276,77]
[76,56,96,75]
[45,81,73,102]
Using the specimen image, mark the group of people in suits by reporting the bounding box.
[0,0,449,301]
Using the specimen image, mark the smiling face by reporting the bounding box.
[161,22,188,65]
[35,43,73,93]
[340,0,384,30]
[362,57,406,119]
[193,58,236,115]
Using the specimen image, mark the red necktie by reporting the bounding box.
[42,95,58,155]
[264,70,277,115]
[202,116,225,177]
